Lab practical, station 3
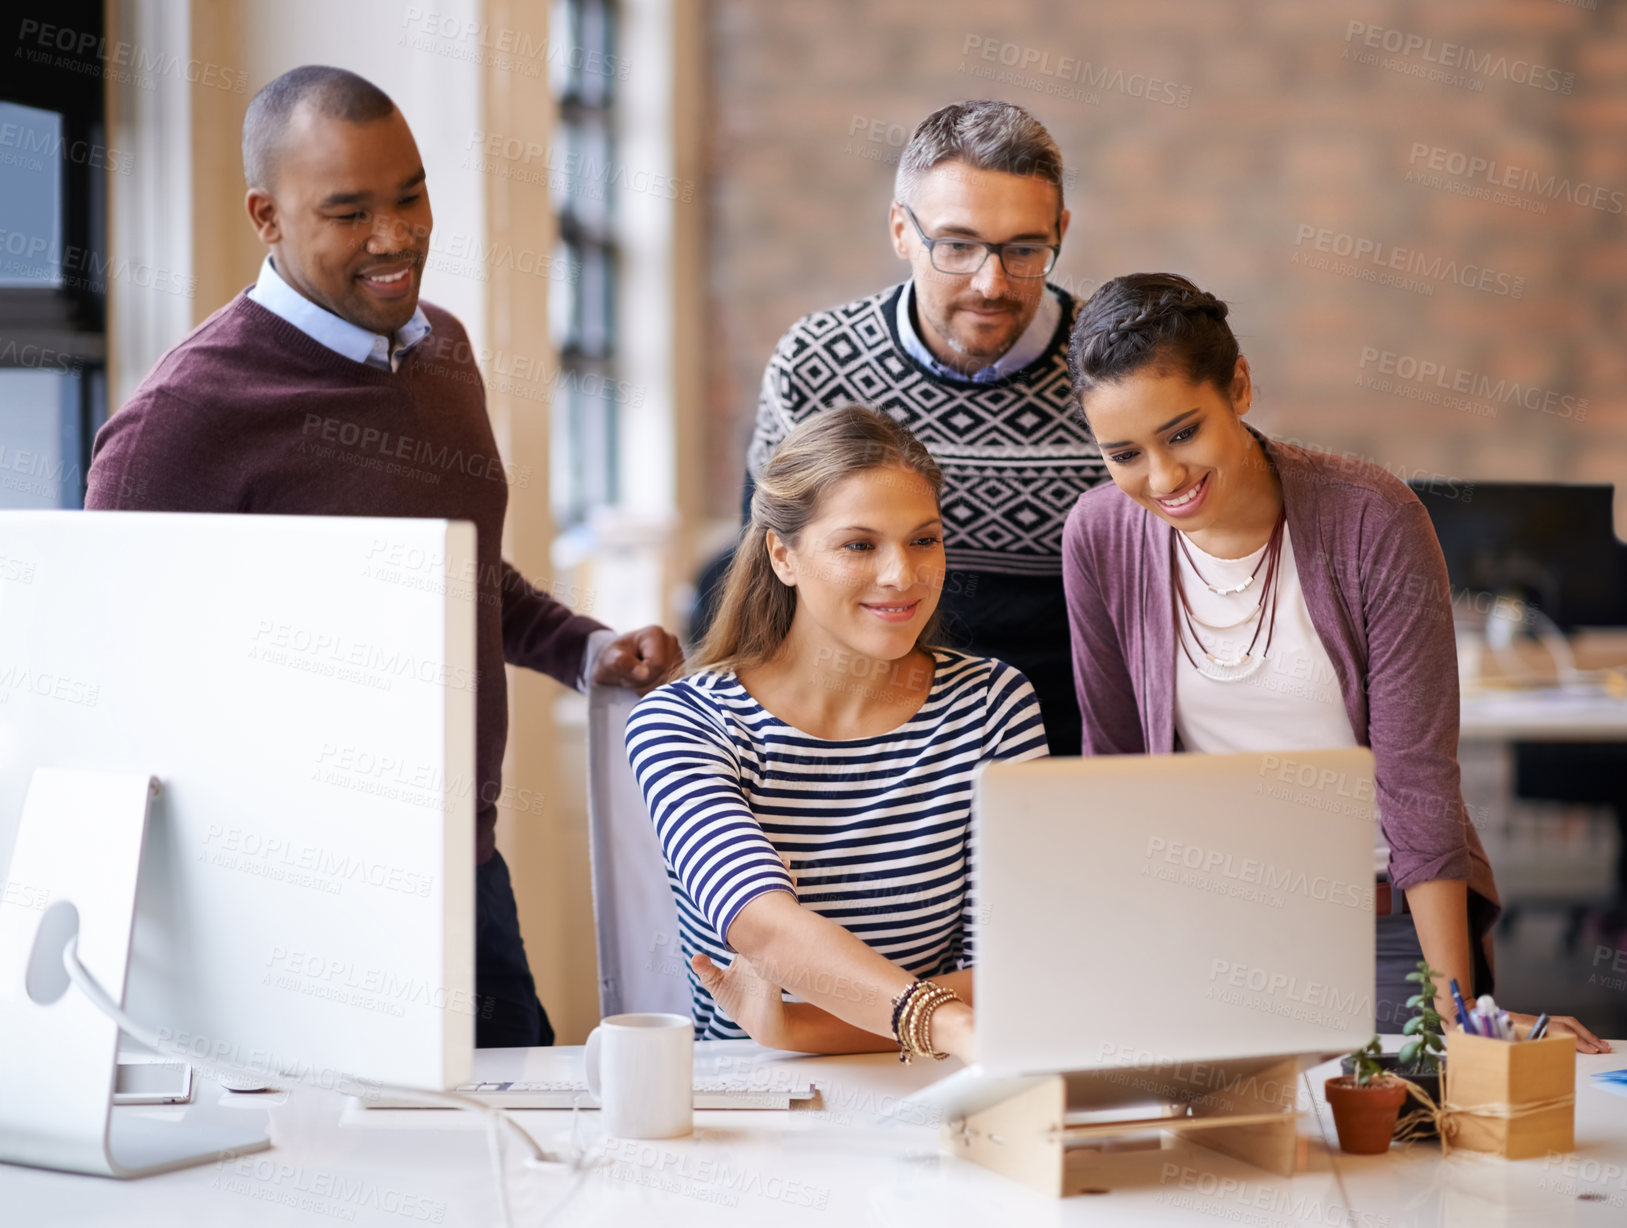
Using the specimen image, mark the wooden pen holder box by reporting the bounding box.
[1443,1027,1574,1159]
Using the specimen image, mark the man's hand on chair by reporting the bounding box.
[593,625,684,695]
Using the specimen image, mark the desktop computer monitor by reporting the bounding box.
[0,512,476,1175]
[1408,480,1624,630]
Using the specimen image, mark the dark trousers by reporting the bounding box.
[1375,912,1430,1031]
[475,849,554,1048]
[1374,907,1492,1031]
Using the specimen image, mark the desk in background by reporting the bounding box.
[1461,686,1627,742]
[1458,629,1627,740]
[1457,631,1627,961]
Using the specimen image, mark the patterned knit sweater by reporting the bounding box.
[747,281,1105,577]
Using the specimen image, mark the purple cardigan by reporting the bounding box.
[1061,432,1499,925]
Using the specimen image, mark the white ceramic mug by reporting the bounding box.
[584,1012,693,1139]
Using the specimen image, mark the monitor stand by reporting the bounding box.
[0,768,271,1177]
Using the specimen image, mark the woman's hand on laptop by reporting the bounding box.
[1507,1011,1612,1054]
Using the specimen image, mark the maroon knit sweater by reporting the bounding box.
[85,291,607,864]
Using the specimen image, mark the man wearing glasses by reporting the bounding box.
[740,100,1104,754]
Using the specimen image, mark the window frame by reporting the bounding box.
[0,1,110,508]
[551,0,623,525]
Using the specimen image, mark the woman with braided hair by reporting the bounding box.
[1060,272,1606,1050]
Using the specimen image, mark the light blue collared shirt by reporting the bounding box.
[248,255,432,372]
[895,280,1061,384]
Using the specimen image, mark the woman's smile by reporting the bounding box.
[858,598,923,623]
[1152,472,1212,519]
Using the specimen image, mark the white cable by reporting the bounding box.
[1527,604,1584,687]
[1486,596,1585,687]
[63,935,589,1228]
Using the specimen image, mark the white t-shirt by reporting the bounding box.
[1172,526,1389,875]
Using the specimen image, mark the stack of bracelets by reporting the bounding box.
[889,979,959,1064]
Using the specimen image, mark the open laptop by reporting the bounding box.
[945,749,1378,1096]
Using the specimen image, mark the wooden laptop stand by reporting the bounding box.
[943,1053,1305,1195]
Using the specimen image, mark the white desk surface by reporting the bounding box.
[6,1038,1627,1227]
[1460,686,1627,741]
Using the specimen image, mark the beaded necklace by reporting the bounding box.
[1170,509,1287,682]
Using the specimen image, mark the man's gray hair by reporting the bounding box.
[893,100,1064,210]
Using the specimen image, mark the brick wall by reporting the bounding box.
[702,0,1624,530]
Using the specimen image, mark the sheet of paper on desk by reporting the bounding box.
[1591,1069,1627,1098]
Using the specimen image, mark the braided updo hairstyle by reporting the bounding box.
[1067,273,1240,427]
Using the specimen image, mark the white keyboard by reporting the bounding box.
[364,1077,817,1111]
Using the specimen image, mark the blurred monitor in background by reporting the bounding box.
[1408,481,1625,631]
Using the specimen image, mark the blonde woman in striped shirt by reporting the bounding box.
[627,407,1047,1057]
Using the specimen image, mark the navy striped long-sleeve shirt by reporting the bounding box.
[625,648,1049,1039]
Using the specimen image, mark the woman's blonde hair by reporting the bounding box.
[693,406,944,677]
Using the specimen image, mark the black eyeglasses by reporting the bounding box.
[900,204,1060,279]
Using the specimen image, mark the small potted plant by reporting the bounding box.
[1395,962,1446,1135]
[1338,961,1447,1137]
[1325,1036,1409,1154]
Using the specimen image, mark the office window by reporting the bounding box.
[0,102,66,288]
[0,1,109,510]
[549,0,621,526]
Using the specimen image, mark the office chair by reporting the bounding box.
[584,683,692,1020]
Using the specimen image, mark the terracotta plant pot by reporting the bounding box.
[1324,1076,1409,1155]
[1340,1053,1443,1138]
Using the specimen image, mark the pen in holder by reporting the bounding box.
[1442,1026,1575,1159]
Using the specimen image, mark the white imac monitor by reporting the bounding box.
[0,512,476,1176]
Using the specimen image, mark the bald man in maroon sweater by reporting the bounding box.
[86,65,681,1048]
